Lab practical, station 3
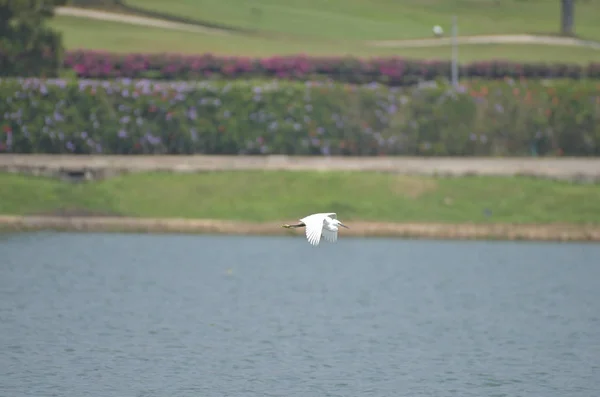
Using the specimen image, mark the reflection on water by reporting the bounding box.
[1,232,599,397]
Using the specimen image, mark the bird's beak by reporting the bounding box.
[339,223,349,229]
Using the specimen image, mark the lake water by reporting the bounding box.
[1,232,599,397]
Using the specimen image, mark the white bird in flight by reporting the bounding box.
[282,212,349,246]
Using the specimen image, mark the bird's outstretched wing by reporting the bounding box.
[298,213,325,246]
[325,212,337,220]
[300,213,337,246]
[322,228,338,243]
[304,216,325,246]
[321,212,338,242]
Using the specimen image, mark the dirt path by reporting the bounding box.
[55,6,230,36]
[55,6,600,49]
[368,34,600,50]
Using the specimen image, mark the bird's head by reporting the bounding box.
[333,219,349,229]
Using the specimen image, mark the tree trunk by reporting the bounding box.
[561,0,575,36]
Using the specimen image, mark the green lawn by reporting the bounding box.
[50,15,600,63]
[124,0,600,41]
[2,171,600,224]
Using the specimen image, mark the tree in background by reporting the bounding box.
[0,0,68,77]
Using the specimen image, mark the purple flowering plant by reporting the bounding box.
[1,77,599,156]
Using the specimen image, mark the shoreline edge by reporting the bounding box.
[1,215,599,242]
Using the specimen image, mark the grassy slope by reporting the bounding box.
[125,0,600,41]
[50,16,600,63]
[2,172,600,224]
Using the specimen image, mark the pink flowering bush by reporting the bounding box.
[1,77,599,156]
[61,50,599,86]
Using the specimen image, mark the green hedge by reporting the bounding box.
[1,78,599,156]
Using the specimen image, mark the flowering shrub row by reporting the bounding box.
[1,77,599,156]
[62,50,600,86]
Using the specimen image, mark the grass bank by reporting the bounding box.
[123,0,600,41]
[49,15,600,63]
[2,171,600,224]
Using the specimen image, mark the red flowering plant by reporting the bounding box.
[61,50,594,86]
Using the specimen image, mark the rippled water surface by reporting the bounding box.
[1,232,599,397]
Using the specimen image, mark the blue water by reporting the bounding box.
[1,232,599,397]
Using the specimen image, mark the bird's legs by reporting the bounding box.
[282,221,306,229]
